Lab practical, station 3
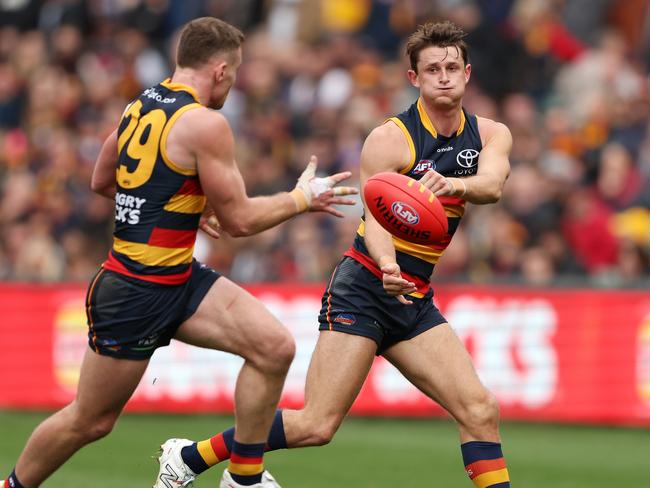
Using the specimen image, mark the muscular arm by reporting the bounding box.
[361,122,417,302]
[192,111,301,237]
[191,109,355,237]
[90,130,118,199]
[424,119,512,204]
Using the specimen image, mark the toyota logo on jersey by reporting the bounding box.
[456,149,479,168]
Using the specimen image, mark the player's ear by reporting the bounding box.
[464,63,471,83]
[214,61,227,83]
[407,69,419,88]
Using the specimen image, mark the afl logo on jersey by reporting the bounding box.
[413,159,436,175]
[456,149,479,168]
[391,201,420,225]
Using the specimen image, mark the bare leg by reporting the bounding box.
[282,330,377,447]
[175,277,295,444]
[383,324,501,443]
[14,349,149,487]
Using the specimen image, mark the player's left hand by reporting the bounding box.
[420,169,459,197]
[199,208,221,239]
[292,155,359,217]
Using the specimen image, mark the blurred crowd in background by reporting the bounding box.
[1,0,649,287]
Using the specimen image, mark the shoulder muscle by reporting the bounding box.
[477,117,512,150]
[360,121,411,180]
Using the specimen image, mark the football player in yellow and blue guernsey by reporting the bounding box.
[159,20,513,488]
[1,17,358,488]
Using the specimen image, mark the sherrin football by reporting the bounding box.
[363,172,448,245]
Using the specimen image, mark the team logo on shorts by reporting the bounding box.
[334,313,356,326]
[391,201,420,225]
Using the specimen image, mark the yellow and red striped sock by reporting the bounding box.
[461,441,510,487]
[181,429,233,474]
[228,441,265,485]
[181,410,287,475]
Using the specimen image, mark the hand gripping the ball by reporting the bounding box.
[290,155,359,217]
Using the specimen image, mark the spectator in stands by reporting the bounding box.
[0,0,649,287]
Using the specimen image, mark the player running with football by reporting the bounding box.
[1,17,358,488]
[154,20,512,488]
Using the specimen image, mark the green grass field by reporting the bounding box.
[1,411,648,487]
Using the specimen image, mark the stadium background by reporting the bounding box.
[1,0,650,486]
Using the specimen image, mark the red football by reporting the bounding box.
[363,172,448,245]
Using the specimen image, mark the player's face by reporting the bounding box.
[209,48,242,109]
[407,45,471,108]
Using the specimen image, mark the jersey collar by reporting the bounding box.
[160,78,200,103]
[416,97,466,138]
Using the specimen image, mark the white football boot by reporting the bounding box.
[153,438,197,487]
[220,469,281,488]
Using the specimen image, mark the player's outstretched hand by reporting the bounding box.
[199,208,221,239]
[380,262,416,305]
[291,155,359,217]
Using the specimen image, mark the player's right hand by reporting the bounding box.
[380,262,416,305]
[290,155,359,217]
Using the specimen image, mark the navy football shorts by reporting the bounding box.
[85,260,221,360]
[318,256,447,354]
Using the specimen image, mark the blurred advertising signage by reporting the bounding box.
[1,283,650,425]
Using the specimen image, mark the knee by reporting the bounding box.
[69,405,118,442]
[88,414,118,441]
[256,328,295,374]
[458,390,500,433]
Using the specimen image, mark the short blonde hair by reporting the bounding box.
[176,17,245,68]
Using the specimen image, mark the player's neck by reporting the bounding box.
[420,98,462,137]
[170,68,210,106]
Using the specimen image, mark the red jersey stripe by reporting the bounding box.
[148,227,196,248]
[176,178,204,195]
[102,252,192,285]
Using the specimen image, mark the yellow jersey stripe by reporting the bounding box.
[160,103,203,176]
[356,221,443,264]
[386,117,416,174]
[113,237,193,266]
[163,194,207,214]
[456,109,466,135]
[472,468,510,488]
[444,203,465,218]
[394,237,444,264]
[417,98,437,138]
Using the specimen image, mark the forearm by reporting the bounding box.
[447,173,503,204]
[234,191,302,236]
[364,218,398,267]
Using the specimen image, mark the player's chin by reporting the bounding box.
[431,94,458,106]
